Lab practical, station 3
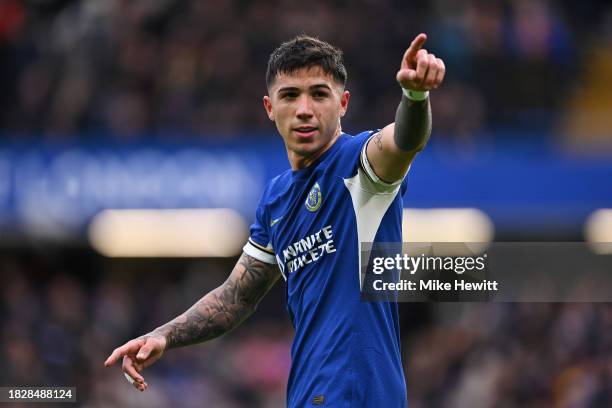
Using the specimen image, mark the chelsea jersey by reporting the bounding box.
[243,130,409,407]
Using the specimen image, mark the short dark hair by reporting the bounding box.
[266,35,347,90]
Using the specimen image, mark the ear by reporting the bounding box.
[263,95,274,121]
[339,90,350,118]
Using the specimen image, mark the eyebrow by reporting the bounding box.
[277,84,333,93]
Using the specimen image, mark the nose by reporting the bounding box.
[296,95,314,119]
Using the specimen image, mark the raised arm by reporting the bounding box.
[104,252,280,391]
[366,33,445,183]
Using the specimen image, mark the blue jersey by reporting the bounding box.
[243,131,409,407]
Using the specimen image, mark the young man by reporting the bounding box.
[105,33,445,407]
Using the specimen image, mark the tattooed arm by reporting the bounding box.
[104,253,280,391]
[152,253,279,347]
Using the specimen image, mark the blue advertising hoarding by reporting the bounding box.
[0,135,610,238]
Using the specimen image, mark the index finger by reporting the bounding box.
[104,339,145,367]
[404,33,428,62]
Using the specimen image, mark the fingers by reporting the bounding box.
[414,49,429,84]
[398,33,446,91]
[105,338,155,392]
[136,339,162,370]
[123,355,148,391]
[419,54,445,89]
[104,339,144,367]
[398,53,446,91]
[123,355,144,383]
[434,58,446,88]
[136,340,153,361]
[125,372,148,392]
[406,50,432,87]
[404,33,427,64]
[423,54,439,88]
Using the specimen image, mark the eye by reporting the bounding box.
[313,91,328,98]
[281,92,298,99]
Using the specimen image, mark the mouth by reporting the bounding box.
[293,126,319,138]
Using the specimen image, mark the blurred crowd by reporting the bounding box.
[0,252,292,407]
[406,303,612,408]
[1,0,611,141]
[1,251,611,407]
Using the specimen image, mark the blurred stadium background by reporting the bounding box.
[1,0,612,406]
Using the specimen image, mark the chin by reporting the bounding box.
[292,147,316,157]
[292,141,324,156]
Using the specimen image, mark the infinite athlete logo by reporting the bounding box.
[305,182,322,212]
[279,225,336,275]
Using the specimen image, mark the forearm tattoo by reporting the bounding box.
[151,253,279,349]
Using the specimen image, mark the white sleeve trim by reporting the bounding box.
[360,133,409,192]
[243,240,277,264]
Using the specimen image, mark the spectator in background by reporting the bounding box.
[1,0,600,141]
[1,256,611,406]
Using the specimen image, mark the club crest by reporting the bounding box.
[305,182,322,212]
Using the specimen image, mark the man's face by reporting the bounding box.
[263,66,349,159]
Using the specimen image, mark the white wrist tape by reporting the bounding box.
[402,88,429,101]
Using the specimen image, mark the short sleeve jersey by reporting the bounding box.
[243,131,409,407]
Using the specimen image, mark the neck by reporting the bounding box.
[288,128,342,170]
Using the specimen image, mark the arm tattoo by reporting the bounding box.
[151,253,279,349]
[373,131,383,151]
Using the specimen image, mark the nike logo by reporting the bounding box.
[270,216,283,227]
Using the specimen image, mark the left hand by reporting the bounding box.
[396,33,446,92]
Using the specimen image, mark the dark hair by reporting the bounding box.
[266,35,347,89]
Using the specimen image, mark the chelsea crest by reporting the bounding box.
[305,183,322,212]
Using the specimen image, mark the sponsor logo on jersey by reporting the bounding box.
[278,225,336,275]
[305,182,322,212]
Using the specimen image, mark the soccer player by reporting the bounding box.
[105,33,445,407]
